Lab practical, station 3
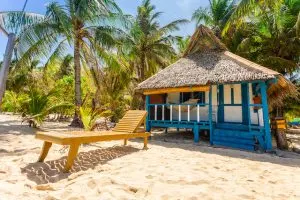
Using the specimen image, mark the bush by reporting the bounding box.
[2,91,29,113]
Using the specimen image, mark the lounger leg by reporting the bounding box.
[64,143,80,173]
[124,139,128,146]
[38,141,52,162]
[143,137,148,150]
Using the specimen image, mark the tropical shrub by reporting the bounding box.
[22,88,73,127]
[80,106,113,131]
[1,90,28,113]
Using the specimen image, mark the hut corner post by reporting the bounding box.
[209,85,213,145]
[260,81,272,151]
[145,95,151,132]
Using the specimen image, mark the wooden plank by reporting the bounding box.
[143,86,210,95]
[113,110,147,133]
[36,131,150,145]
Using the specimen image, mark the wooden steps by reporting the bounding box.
[212,129,265,151]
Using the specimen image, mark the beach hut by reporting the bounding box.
[136,25,296,151]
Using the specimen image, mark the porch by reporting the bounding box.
[144,82,273,151]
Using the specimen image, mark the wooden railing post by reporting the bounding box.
[154,105,157,121]
[197,104,200,122]
[170,105,173,121]
[162,105,165,120]
[179,105,181,121]
[188,105,190,122]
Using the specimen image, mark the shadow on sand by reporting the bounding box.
[133,130,300,168]
[0,120,37,135]
[21,146,139,184]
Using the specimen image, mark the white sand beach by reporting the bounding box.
[0,114,300,200]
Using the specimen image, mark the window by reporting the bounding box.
[230,87,234,104]
[194,92,205,104]
[179,92,191,103]
[179,92,205,104]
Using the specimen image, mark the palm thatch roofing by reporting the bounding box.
[136,25,298,109]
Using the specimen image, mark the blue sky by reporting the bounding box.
[0,0,209,60]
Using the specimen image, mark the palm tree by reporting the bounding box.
[176,36,191,56]
[17,0,125,127]
[121,0,188,81]
[0,10,43,108]
[232,0,300,74]
[55,54,74,79]
[222,0,296,34]
[192,0,235,37]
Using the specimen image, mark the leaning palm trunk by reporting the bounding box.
[70,36,83,127]
[0,33,16,108]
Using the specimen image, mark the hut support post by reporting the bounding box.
[259,81,272,150]
[209,85,213,145]
[193,125,199,143]
[145,95,151,132]
[241,83,250,126]
[217,85,224,123]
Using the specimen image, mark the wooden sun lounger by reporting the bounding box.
[35,110,150,172]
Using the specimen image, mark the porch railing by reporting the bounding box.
[147,103,213,123]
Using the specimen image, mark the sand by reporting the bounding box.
[0,114,300,200]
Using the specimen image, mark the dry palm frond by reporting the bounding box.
[268,75,299,110]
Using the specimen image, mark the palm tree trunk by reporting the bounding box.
[0,33,16,109]
[70,37,83,127]
[140,53,146,81]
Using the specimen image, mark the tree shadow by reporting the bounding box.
[0,122,36,135]
[21,146,139,185]
[133,130,300,168]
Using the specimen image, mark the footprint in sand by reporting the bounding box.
[68,197,85,200]
[268,180,277,184]
[146,175,154,179]
[238,194,255,199]
[44,195,59,200]
[87,179,97,189]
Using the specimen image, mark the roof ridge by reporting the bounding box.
[183,25,227,57]
[223,51,280,76]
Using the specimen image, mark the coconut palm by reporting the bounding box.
[17,0,126,127]
[192,0,235,37]
[56,55,74,79]
[0,11,43,107]
[222,0,300,34]
[121,0,188,81]
[233,0,300,74]
[176,36,191,56]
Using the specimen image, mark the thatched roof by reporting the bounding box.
[137,51,280,90]
[136,25,299,109]
[137,25,279,90]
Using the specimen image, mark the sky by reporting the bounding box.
[0,0,209,60]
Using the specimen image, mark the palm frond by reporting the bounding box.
[296,11,300,37]
[159,19,189,34]
[223,0,284,35]
[192,7,213,26]
[0,11,44,34]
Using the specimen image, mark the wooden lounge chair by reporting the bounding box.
[36,110,150,172]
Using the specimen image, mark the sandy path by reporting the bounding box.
[0,114,300,200]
